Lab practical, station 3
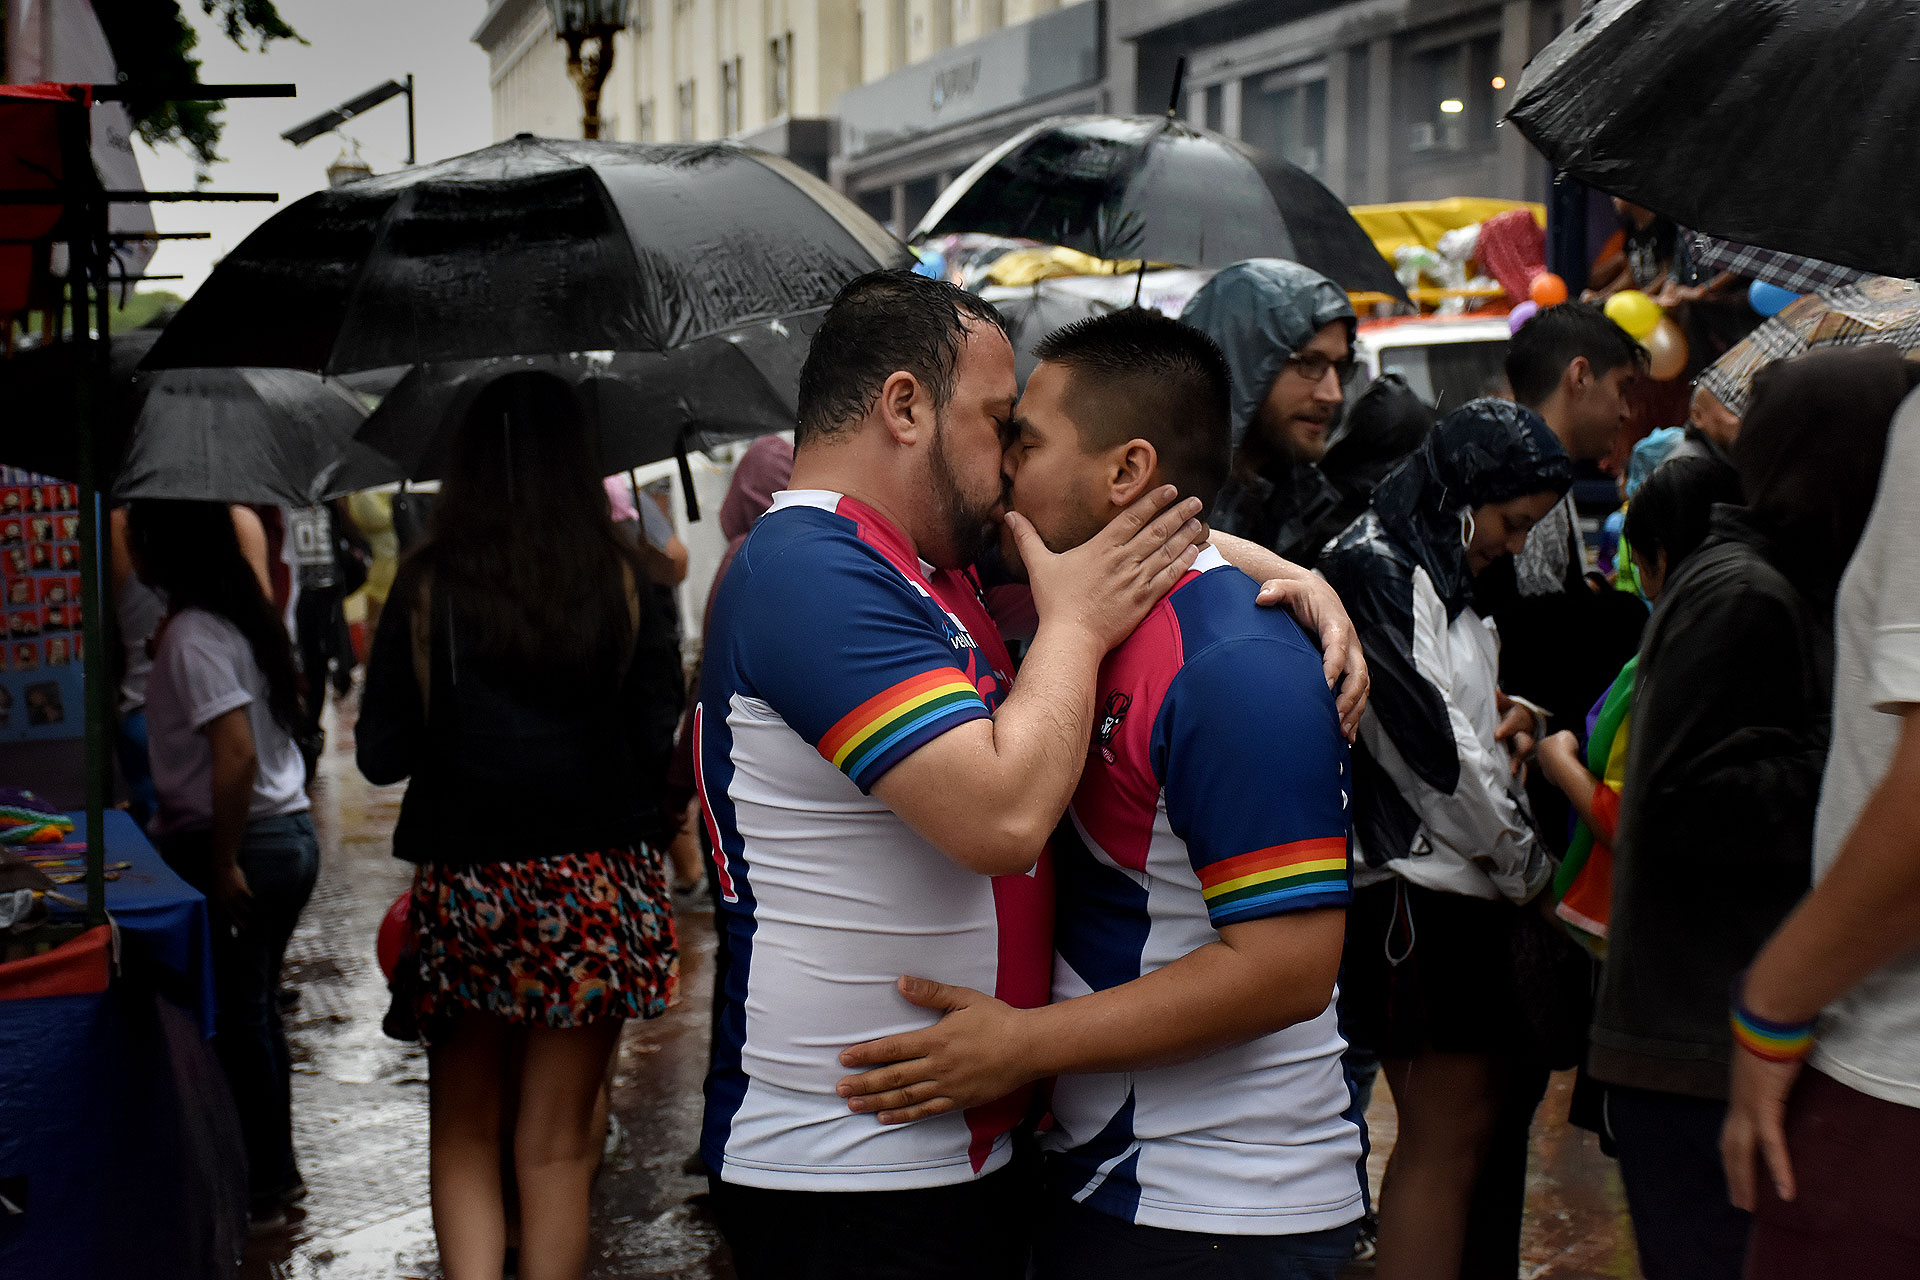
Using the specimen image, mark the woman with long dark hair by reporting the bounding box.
[1316,399,1573,1280]
[130,498,317,1225]
[1584,346,1920,1280]
[356,372,680,1280]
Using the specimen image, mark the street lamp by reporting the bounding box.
[548,0,629,140]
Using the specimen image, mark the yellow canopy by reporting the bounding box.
[1348,198,1547,265]
[984,245,1168,287]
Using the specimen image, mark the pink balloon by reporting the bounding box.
[1508,300,1540,334]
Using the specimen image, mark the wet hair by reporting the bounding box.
[406,371,646,674]
[127,500,303,733]
[1504,302,1648,408]
[1622,454,1742,574]
[1033,308,1234,510]
[796,269,1008,445]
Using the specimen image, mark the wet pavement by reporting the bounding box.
[246,691,1641,1279]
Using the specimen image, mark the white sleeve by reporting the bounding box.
[1406,576,1553,903]
[1868,398,1920,711]
[160,614,255,733]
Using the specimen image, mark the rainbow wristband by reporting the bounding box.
[1729,970,1816,1064]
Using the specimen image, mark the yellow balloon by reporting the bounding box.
[1604,289,1664,342]
[1645,316,1690,381]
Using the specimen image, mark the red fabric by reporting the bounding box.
[1477,208,1549,301]
[1589,781,1621,846]
[0,83,91,317]
[0,924,111,1002]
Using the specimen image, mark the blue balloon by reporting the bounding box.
[1748,280,1800,317]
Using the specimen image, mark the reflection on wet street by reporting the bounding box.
[245,691,1639,1280]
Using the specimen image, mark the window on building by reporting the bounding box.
[770,32,793,118]
[858,187,894,233]
[638,99,655,141]
[678,80,696,139]
[1407,33,1500,154]
[1242,72,1327,174]
[634,0,652,32]
[721,57,742,134]
[1189,83,1223,132]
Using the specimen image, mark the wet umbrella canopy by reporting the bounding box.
[341,314,815,484]
[142,135,910,375]
[1507,0,1920,279]
[915,115,1409,303]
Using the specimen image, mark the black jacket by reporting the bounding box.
[1588,507,1831,1098]
[356,573,684,865]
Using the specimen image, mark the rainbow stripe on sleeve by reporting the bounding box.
[817,669,987,786]
[1198,837,1350,925]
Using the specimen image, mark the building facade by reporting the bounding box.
[474,0,1570,231]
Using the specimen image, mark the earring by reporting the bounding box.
[1459,508,1476,547]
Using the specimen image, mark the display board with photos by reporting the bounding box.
[0,467,85,741]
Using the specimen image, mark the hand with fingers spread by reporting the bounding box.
[836,977,1033,1126]
[1012,484,1206,654]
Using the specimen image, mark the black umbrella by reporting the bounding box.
[142,134,911,375]
[340,313,817,486]
[914,115,1409,303]
[113,368,399,506]
[0,333,399,503]
[0,331,158,483]
[1506,0,1920,280]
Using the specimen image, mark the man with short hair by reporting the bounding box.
[694,272,1211,1278]
[1180,259,1356,566]
[837,309,1363,1278]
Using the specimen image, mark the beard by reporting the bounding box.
[927,412,1007,569]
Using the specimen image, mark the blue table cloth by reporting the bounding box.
[43,809,216,1038]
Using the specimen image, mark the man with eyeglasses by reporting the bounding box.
[1180,260,1355,568]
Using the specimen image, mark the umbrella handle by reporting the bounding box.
[675,433,700,523]
[1168,56,1187,119]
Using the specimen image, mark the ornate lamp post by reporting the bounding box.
[548,0,629,140]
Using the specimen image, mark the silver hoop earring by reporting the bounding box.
[1460,508,1476,548]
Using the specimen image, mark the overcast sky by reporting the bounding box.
[135,0,494,294]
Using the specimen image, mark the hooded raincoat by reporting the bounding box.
[1319,398,1572,903]
[1592,345,1920,1099]
[1181,260,1355,564]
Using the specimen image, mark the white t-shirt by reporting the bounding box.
[1809,392,1920,1109]
[145,607,309,837]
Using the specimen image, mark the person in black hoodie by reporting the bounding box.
[1590,345,1920,1280]
[356,372,683,1280]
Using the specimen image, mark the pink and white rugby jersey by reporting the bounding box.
[1046,549,1366,1235]
[695,491,1053,1190]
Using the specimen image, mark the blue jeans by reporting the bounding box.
[1036,1188,1359,1280]
[161,811,319,1209]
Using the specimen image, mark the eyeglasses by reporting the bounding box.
[1285,351,1357,384]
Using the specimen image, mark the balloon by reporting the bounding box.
[1748,279,1800,317]
[1604,289,1664,341]
[376,890,411,981]
[1528,272,1568,306]
[1508,300,1540,334]
[1644,316,1690,381]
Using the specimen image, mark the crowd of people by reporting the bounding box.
[103,256,1920,1280]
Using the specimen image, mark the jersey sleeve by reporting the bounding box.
[1153,636,1352,927]
[734,535,991,793]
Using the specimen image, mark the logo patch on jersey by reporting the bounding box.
[1095,690,1132,765]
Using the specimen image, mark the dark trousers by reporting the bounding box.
[294,586,344,733]
[161,812,319,1208]
[1605,1086,1750,1280]
[1035,1191,1358,1280]
[708,1162,1033,1280]
[1748,1067,1920,1280]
